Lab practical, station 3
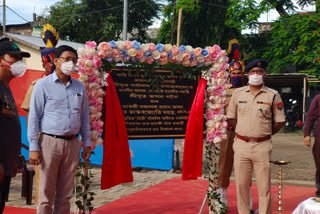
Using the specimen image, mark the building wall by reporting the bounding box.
[14,41,43,71]
[6,25,33,36]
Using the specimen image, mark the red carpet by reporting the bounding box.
[3,206,36,214]
[4,177,316,214]
[94,177,315,214]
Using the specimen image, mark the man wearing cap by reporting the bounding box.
[28,45,91,214]
[217,60,250,205]
[0,38,30,213]
[227,59,285,214]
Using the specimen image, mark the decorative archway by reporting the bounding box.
[77,40,229,212]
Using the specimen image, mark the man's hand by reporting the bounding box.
[29,151,41,165]
[82,146,91,161]
[304,136,311,147]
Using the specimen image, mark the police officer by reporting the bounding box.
[218,60,249,205]
[227,59,285,214]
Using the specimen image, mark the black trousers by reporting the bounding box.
[0,176,11,214]
[313,138,320,196]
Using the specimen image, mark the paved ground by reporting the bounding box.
[5,133,316,210]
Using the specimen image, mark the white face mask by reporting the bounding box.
[248,74,264,86]
[11,60,27,77]
[61,61,75,76]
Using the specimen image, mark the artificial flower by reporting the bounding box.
[116,41,125,50]
[98,42,111,51]
[149,43,157,52]
[124,41,133,50]
[164,44,172,52]
[141,44,149,52]
[128,48,138,57]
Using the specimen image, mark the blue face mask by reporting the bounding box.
[231,75,243,87]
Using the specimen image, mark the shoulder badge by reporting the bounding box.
[276,102,283,110]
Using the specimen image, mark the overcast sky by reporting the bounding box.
[0,0,316,27]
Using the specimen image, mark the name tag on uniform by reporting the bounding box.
[257,101,271,105]
[239,101,247,103]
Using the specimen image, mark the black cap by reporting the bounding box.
[0,38,30,58]
[245,59,268,73]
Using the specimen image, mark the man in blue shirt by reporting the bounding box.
[28,45,91,214]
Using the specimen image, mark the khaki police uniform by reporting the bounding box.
[227,85,285,214]
[218,85,236,188]
[21,79,41,205]
[21,79,39,112]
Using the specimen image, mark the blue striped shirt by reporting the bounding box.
[28,72,91,151]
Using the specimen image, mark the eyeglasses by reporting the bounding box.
[59,56,77,64]
[249,69,265,74]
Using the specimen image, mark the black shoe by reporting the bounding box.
[250,209,254,214]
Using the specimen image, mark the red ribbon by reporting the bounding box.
[101,73,133,189]
[182,78,207,180]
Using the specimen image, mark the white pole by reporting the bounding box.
[198,194,208,214]
[123,0,128,41]
[303,75,307,122]
[3,0,6,34]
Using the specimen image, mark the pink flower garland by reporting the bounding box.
[202,51,229,144]
[79,40,227,67]
[77,42,107,150]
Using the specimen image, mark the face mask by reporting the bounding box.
[1,58,27,77]
[11,60,27,77]
[231,75,243,87]
[248,74,264,86]
[61,61,75,76]
[45,63,55,75]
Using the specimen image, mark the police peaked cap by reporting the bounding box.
[244,59,268,73]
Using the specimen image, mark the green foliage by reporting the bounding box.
[226,0,300,30]
[240,32,272,62]
[204,141,228,213]
[156,0,239,48]
[262,12,320,76]
[75,160,95,214]
[226,0,270,30]
[47,0,161,43]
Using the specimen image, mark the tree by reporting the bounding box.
[47,0,161,43]
[156,0,240,48]
[262,12,320,76]
[226,0,317,31]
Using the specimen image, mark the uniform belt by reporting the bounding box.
[42,132,79,140]
[237,134,271,143]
